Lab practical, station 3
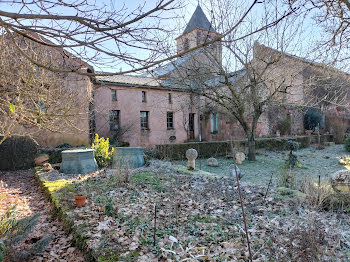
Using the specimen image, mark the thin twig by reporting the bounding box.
[264,173,273,202]
[153,204,157,246]
[230,138,253,262]
[317,175,321,204]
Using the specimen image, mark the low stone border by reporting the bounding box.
[35,168,97,262]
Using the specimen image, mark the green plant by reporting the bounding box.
[304,108,322,131]
[143,149,160,165]
[92,134,114,168]
[105,198,117,217]
[285,140,300,168]
[0,206,52,261]
[344,137,350,152]
[0,136,39,170]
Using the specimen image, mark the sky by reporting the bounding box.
[0,0,346,73]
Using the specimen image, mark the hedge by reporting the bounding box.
[155,135,333,160]
[0,136,39,170]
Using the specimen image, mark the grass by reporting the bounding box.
[174,144,347,185]
[131,171,167,192]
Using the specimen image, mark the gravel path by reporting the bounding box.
[0,169,85,262]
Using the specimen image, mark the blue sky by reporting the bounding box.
[1,0,345,73]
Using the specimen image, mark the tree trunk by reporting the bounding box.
[247,135,256,161]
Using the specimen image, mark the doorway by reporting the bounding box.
[189,113,195,139]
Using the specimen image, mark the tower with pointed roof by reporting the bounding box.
[176,4,222,65]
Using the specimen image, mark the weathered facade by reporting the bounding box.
[94,75,199,148]
[0,33,94,147]
[93,4,350,148]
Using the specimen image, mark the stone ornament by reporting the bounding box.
[330,170,350,193]
[186,148,198,170]
[229,164,243,180]
[235,152,246,164]
[207,157,218,167]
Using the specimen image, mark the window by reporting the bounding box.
[167,112,174,129]
[109,110,120,131]
[211,113,218,133]
[111,89,117,101]
[140,111,149,129]
[142,91,146,102]
[168,93,172,104]
[184,38,189,51]
[196,31,201,46]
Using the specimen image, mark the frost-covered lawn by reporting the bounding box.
[36,163,350,261]
[35,144,350,261]
[175,144,348,185]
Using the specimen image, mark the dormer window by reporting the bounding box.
[184,38,189,51]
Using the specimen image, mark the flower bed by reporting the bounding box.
[35,162,350,261]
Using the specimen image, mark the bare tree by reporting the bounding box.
[0,0,294,76]
[163,0,308,160]
[287,0,350,71]
[0,34,93,145]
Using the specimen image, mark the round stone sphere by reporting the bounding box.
[186,148,198,160]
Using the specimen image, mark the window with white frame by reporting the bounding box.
[211,112,218,133]
[140,111,149,129]
[167,112,174,129]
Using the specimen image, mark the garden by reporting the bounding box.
[1,135,350,261]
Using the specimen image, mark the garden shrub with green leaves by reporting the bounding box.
[285,140,300,168]
[303,108,322,131]
[92,134,114,168]
[344,137,350,152]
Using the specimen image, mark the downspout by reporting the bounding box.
[198,95,202,142]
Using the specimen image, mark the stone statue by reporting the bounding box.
[235,152,246,164]
[186,148,198,170]
[207,157,218,167]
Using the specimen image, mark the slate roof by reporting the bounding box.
[183,5,215,34]
[143,48,204,78]
[95,75,161,87]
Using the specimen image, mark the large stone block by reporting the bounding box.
[113,147,145,168]
[330,170,350,193]
[60,149,98,174]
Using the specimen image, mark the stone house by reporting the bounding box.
[6,5,348,149]
[93,4,350,148]
[93,75,199,148]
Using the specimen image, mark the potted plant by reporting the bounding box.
[73,184,88,207]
